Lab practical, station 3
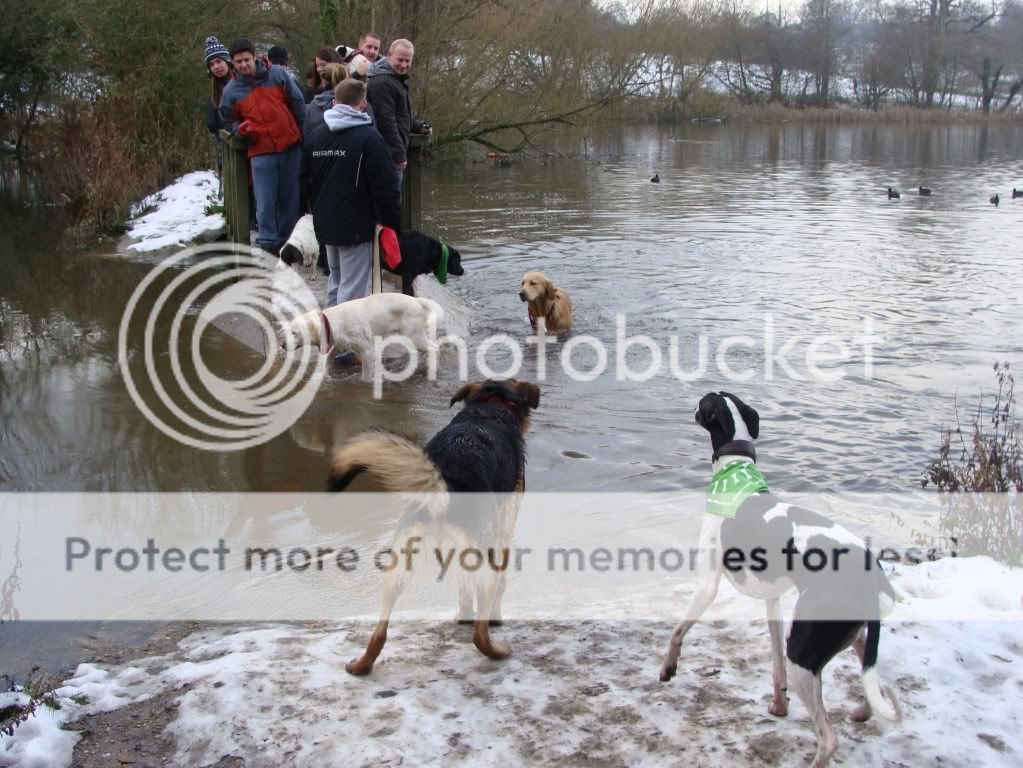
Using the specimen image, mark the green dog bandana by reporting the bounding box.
[434,242,449,285]
[706,461,769,518]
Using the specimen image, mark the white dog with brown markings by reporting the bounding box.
[282,293,443,381]
[519,271,573,335]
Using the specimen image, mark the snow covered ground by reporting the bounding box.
[2,556,1021,767]
[123,171,225,253]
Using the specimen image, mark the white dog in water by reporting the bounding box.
[282,293,443,381]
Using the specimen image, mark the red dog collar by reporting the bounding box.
[319,312,332,354]
[472,393,520,416]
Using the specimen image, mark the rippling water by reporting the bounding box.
[2,123,1023,515]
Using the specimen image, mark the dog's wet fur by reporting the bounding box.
[328,379,539,676]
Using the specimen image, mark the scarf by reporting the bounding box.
[705,461,768,519]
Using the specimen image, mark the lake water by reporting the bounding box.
[2,123,1022,671]
[4,122,1023,493]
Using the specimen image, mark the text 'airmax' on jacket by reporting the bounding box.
[305,104,400,247]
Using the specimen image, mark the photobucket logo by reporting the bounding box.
[117,244,325,451]
[369,314,883,396]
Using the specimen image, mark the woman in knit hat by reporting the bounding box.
[203,36,233,172]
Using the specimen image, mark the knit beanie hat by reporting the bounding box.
[203,36,231,66]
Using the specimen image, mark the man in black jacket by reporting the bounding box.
[305,79,400,307]
[366,38,431,199]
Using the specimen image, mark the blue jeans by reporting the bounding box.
[394,168,404,204]
[250,143,302,252]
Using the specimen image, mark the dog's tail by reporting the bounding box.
[861,619,903,722]
[327,430,446,496]
[417,297,445,333]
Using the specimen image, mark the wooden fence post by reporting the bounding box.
[219,130,250,245]
[402,134,427,233]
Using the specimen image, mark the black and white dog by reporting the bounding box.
[659,392,901,768]
[279,214,321,270]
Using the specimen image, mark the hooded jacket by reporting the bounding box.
[305,90,375,135]
[219,61,306,158]
[366,58,418,165]
[305,104,400,246]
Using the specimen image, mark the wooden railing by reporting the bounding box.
[218,130,250,245]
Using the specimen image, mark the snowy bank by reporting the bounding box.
[123,171,226,253]
[2,556,1021,767]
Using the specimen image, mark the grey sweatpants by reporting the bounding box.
[325,241,373,307]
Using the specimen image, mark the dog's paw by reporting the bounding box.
[486,642,512,660]
[345,658,374,676]
[849,703,871,722]
[659,662,677,682]
[472,633,512,660]
[768,697,789,717]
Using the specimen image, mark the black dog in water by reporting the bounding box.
[390,231,465,296]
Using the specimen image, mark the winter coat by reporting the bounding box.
[305,90,335,135]
[366,59,422,165]
[219,61,306,158]
[305,90,376,135]
[205,74,231,136]
[205,101,223,136]
[305,105,400,246]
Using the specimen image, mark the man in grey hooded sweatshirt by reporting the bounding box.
[304,79,399,308]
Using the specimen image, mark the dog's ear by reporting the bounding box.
[735,399,759,439]
[450,382,482,407]
[719,391,759,439]
[514,380,540,409]
[544,279,556,303]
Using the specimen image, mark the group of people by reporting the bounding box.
[203,32,431,308]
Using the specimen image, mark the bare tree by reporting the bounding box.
[641,0,723,119]
[402,0,651,152]
[799,0,853,105]
[848,2,904,109]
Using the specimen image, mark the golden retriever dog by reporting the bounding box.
[519,271,573,335]
[328,378,540,675]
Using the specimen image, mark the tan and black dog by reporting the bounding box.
[328,378,540,676]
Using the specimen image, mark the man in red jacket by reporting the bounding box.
[220,38,306,254]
